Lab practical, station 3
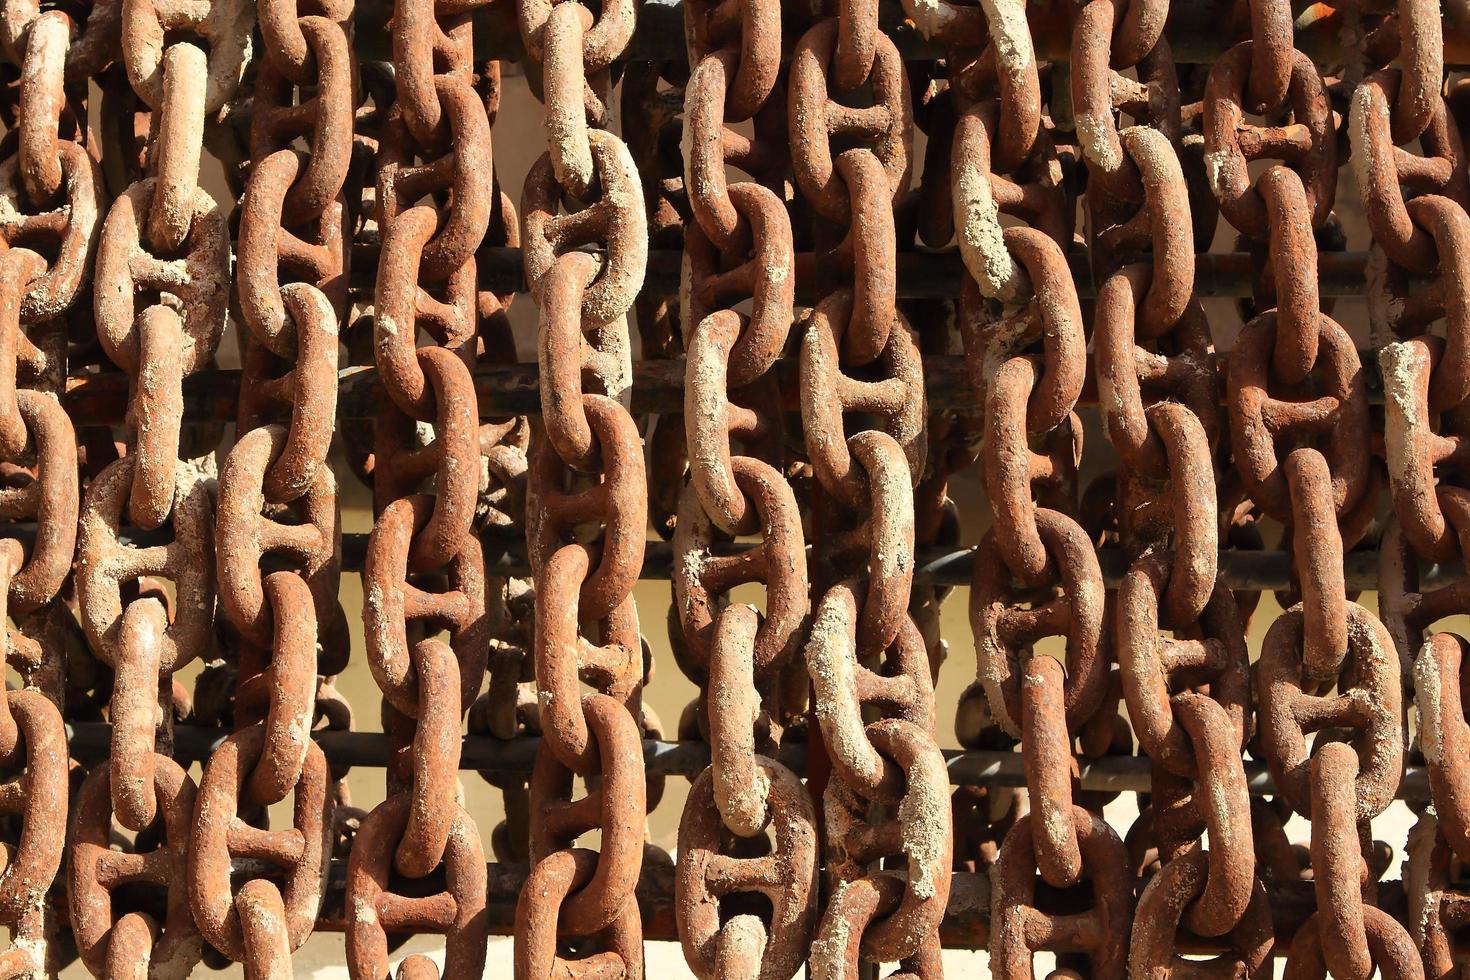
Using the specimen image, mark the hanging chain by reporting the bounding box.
[513,0,649,976]
[790,5,952,978]
[0,1,111,970]
[348,0,498,975]
[191,0,356,970]
[0,0,1465,974]
[75,9,244,979]
[672,2,819,978]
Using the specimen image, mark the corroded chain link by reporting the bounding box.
[1,0,1468,975]
[1082,13,1271,967]
[73,6,239,977]
[0,1,104,969]
[943,2,1133,972]
[513,0,649,976]
[350,0,495,975]
[793,6,951,978]
[1363,0,1470,973]
[192,0,355,971]
[1209,5,1413,976]
[672,3,818,978]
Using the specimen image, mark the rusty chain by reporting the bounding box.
[513,0,650,976]
[0,0,105,969]
[349,0,498,975]
[672,2,820,978]
[0,0,1463,975]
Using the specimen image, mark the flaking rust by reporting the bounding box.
[1,0,1467,977]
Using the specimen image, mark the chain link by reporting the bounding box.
[0,0,109,973]
[0,0,1461,975]
[514,0,650,975]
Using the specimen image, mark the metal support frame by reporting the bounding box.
[67,722,1434,800]
[352,0,1470,68]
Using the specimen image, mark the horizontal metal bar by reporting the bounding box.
[78,715,1409,952]
[308,860,1350,953]
[344,246,1382,301]
[55,245,1390,425]
[61,355,1003,422]
[62,722,1435,801]
[356,0,1470,70]
[302,858,1344,954]
[0,505,1437,589]
[56,724,1432,951]
[483,542,1440,592]
[64,347,1402,426]
[2,506,1426,591]
[65,357,1390,423]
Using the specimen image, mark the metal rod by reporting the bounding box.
[64,347,1402,426]
[63,355,972,421]
[300,858,1348,954]
[618,542,1432,591]
[2,511,1427,590]
[63,722,1434,800]
[0,508,1433,589]
[355,0,1470,69]
[56,245,1393,424]
[346,245,1382,300]
[57,245,1393,423]
[310,861,1349,953]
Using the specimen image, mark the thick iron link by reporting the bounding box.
[4,0,1465,976]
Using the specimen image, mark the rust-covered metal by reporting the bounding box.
[3,0,1469,976]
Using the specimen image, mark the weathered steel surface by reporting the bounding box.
[3,0,1467,976]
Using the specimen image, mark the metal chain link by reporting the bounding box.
[349,0,497,975]
[514,0,649,975]
[0,0,1461,975]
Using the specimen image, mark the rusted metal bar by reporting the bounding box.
[345,245,1383,299]
[60,722,1434,800]
[301,862,1356,955]
[64,344,1401,425]
[588,542,1425,592]
[354,0,1470,68]
[55,245,1391,425]
[8,516,1419,590]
